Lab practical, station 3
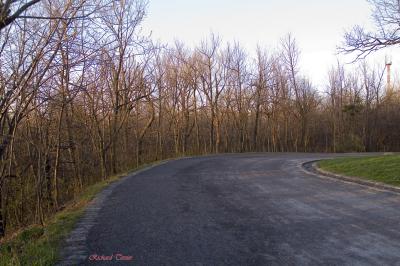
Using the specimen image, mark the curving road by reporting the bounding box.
[66,153,400,265]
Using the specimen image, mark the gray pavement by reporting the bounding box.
[65,153,400,265]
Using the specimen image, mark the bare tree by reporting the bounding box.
[0,0,41,31]
[341,0,400,59]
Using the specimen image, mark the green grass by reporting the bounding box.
[0,161,164,266]
[318,155,400,186]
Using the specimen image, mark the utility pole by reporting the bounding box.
[385,55,392,94]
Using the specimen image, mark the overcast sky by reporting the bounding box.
[142,0,399,89]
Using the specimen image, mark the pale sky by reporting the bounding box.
[142,0,400,89]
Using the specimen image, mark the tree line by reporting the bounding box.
[0,0,399,237]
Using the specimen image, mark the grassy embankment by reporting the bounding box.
[318,155,400,186]
[0,161,163,266]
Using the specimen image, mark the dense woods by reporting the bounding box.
[0,0,400,237]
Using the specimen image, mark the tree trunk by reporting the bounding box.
[53,104,65,210]
[0,186,4,237]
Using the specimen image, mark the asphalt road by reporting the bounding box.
[81,153,400,265]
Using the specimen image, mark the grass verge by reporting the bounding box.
[318,155,400,186]
[0,161,162,266]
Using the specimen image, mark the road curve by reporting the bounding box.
[76,153,400,265]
